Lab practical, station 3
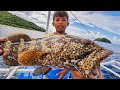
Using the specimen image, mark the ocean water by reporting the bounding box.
[95,41,120,79]
[0,24,120,79]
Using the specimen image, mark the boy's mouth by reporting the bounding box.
[58,25,64,27]
[58,25,64,29]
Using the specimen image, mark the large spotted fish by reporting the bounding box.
[16,34,113,79]
[0,33,113,78]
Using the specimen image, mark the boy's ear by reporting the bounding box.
[52,22,54,26]
[67,22,69,26]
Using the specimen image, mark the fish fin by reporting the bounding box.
[33,66,52,76]
[42,66,52,75]
[33,67,44,76]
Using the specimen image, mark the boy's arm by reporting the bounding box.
[70,70,85,79]
[57,68,85,79]
[57,68,69,79]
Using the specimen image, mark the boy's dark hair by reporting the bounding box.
[53,11,69,21]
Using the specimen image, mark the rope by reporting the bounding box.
[69,11,120,55]
[70,11,96,40]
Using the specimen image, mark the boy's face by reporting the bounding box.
[53,16,69,33]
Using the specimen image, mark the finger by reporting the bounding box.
[56,70,64,75]
[56,68,68,75]
[73,71,81,76]
[2,53,8,59]
[56,71,63,79]
[0,49,4,56]
[0,38,5,41]
[57,69,68,79]
[0,49,3,54]
[58,74,64,79]
[56,71,62,75]
[70,70,84,79]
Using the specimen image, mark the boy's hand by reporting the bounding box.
[0,38,5,55]
[70,70,85,79]
[57,68,68,79]
[0,38,5,42]
[0,38,8,58]
[57,68,85,79]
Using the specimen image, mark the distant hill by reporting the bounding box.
[0,11,46,32]
[95,38,111,43]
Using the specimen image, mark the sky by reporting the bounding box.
[8,11,120,45]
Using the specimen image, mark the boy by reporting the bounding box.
[44,11,85,79]
[0,11,103,79]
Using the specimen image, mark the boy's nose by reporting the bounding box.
[58,20,63,24]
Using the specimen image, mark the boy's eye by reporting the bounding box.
[62,19,66,21]
[56,20,59,21]
[56,19,66,21]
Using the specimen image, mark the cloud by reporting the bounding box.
[69,11,120,35]
[8,11,120,45]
